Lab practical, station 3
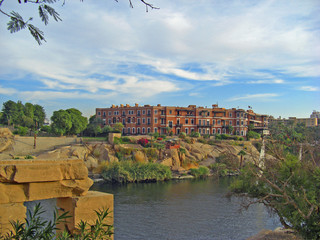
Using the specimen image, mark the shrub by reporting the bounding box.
[179,132,187,139]
[101,161,172,183]
[13,126,28,136]
[189,166,210,178]
[25,155,34,159]
[209,163,228,177]
[0,203,113,240]
[203,134,210,139]
[247,131,261,140]
[41,125,51,133]
[198,138,206,144]
[189,131,200,138]
[207,139,215,145]
[137,138,149,147]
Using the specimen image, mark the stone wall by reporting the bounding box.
[0,159,113,235]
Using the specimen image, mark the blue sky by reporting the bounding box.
[0,0,319,119]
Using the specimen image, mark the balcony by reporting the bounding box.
[176,124,183,127]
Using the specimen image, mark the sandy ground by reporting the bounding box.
[0,136,79,160]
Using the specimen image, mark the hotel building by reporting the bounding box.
[96,104,268,136]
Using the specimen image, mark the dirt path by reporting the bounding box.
[0,136,80,160]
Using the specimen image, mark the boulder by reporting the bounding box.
[0,128,14,153]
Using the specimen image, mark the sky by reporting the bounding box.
[0,0,319,120]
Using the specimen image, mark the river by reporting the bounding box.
[91,177,281,240]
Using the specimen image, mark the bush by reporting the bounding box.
[189,166,210,178]
[25,155,34,159]
[247,131,261,140]
[13,126,29,136]
[203,134,210,139]
[101,161,172,183]
[0,203,113,240]
[179,132,187,139]
[209,163,228,177]
[198,138,206,144]
[189,131,200,138]
[41,125,51,133]
[137,138,149,147]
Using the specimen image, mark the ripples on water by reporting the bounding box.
[91,178,280,240]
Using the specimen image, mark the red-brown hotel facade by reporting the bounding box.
[96,104,268,136]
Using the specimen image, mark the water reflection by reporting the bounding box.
[91,178,280,240]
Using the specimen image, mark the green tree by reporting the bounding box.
[33,104,46,129]
[0,0,158,45]
[66,108,88,135]
[226,125,234,134]
[246,131,260,140]
[51,109,72,135]
[0,100,18,126]
[24,102,34,119]
[113,122,124,133]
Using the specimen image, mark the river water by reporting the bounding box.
[91,177,280,240]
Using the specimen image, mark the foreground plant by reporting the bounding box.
[230,155,320,239]
[0,203,113,240]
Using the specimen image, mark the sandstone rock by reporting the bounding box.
[0,128,14,153]
[57,191,113,233]
[0,183,28,204]
[160,157,173,167]
[0,203,26,233]
[170,149,181,171]
[0,159,88,183]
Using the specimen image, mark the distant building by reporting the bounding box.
[310,110,320,119]
[96,104,268,136]
[269,115,318,128]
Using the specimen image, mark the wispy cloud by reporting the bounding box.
[298,86,319,92]
[227,93,279,102]
[247,79,285,84]
[0,85,17,95]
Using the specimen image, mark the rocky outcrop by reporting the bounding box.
[0,128,14,153]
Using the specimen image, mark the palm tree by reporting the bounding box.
[238,150,246,169]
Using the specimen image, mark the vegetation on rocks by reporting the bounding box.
[100,161,172,183]
[0,203,113,240]
[190,166,210,178]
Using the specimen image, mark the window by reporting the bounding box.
[103,112,106,117]
[202,129,206,134]
[132,128,135,134]
[142,118,146,124]
[217,120,221,125]
[142,127,145,134]
[185,119,189,124]
[207,129,210,134]
[222,128,226,134]
[207,120,210,126]
[198,128,201,133]
[154,128,158,133]
[191,128,194,132]
[198,120,201,125]
[203,120,205,125]
[169,121,173,128]
[237,113,239,118]
[127,118,131,123]
[191,119,194,125]
[176,128,180,135]
[147,118,151,124]
[212,128,216,134]
[108,111,111,116]
[169,110,172,114]
[108,119,111,124]
[127,127,130,134]
[237,120,240,126]
[97,112,101,116]
[229,120,232,125]
[177,119,180,124]
[154,118,158,124]
[147,127,151,133]
[229,113,232,117]
[241,121,244,126]
[212,120,215,126]
[217,128,221,134]
[154,110,158,114]
[137,118,141,124]
[185,128,189,134]
[122,111,125,116]
[122,119,125,125]
[137,110,141,116]
[142,110,146,115]
[137,128,140,134]
[147,110,151,115]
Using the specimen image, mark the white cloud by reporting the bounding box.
[247,79,285,84]
[227,93,279,102]
[0,85,17,95]
[298,86,319,92]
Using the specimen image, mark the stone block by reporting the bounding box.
[57,191,113,233]
[0,203,26,234]
[0,159,88,183]
[28,178,93,201]
[0,183,28,204]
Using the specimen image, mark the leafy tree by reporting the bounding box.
[231,126,320,239]
[0,100,18,125]
[113,122,124,133]
[0,0,158,45]
[66,108,88,135]
[226,125,234,134]
[24,102,34,119]
[102,125,113,134]
[33,104,46,129]
[51,109,72,135]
